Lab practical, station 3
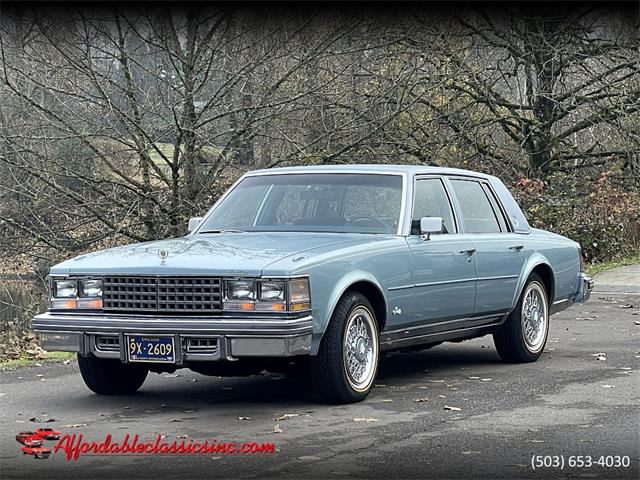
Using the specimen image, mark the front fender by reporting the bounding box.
[310,270,386,355]
[510,253,554,312]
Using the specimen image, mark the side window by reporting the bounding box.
[412,178,456,234]
[450,179,502,234]
[482,184,510,232]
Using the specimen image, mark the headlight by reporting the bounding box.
[223,277,310,312]
[258,281,285,301]
[50,277,103,310]
[53,280,77,298]
[225,280,256,301]
[79,279,102,297]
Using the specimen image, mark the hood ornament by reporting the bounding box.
[158,249,169,262]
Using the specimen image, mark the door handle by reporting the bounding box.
[458,248,476,255]
[509,244,525,251]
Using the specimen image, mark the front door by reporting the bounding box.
[405,177,477,326]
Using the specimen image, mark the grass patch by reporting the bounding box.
[586,253,640,277]
[0,351,75,370]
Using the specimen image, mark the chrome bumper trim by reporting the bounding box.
[578,273,594,303]
[35,312,314,361]
[38,332,83,353]
[32,312,313,336]
[549,274,594,316]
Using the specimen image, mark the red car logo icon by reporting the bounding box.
[15,432,43,448]
[20,446,51,459]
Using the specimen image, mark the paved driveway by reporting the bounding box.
[1,268,639,479]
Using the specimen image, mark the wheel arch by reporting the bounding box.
[531,264,555,304]
[312,272,387,355]
[511,254,556,311]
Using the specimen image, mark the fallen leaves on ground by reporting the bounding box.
[353,417,379,422]
[413,397,430,403]
[443,405,461,411]
[238,416,252,421]
[63,423,87,428]
[274,413,301,421]
[601,384,615,388]
[272,424,283,433]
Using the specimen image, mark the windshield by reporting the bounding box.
[198,173,403,234]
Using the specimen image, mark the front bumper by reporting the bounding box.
[32,312,313,364]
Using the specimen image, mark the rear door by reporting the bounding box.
[405,177,477,325]
[449,178,525,316]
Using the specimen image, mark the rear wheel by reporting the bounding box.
[78,355,148,395]
[493,274,549,363]
[311,292,379,403]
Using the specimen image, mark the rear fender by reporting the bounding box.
[510,253,554,312]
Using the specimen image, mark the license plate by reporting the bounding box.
[127,336,175,363]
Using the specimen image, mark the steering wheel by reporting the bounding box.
[349,216,390,229]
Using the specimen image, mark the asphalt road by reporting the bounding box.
[1,289,639,479]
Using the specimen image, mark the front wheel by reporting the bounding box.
[493,274,549,363]
[311,292,379,403]
[78,355,148,395]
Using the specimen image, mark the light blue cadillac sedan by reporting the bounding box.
[33,165,593,403]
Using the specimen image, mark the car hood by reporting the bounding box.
[50,232,383,276]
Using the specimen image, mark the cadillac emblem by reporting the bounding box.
[158,249,169,262]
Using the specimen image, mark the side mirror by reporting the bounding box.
[188,216,203,233]
[420,216,443,240]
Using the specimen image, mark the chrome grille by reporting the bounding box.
[103,277,222,313]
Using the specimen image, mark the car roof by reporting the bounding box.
[246,164,494,179]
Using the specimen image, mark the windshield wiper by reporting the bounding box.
[197,229,246,234]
